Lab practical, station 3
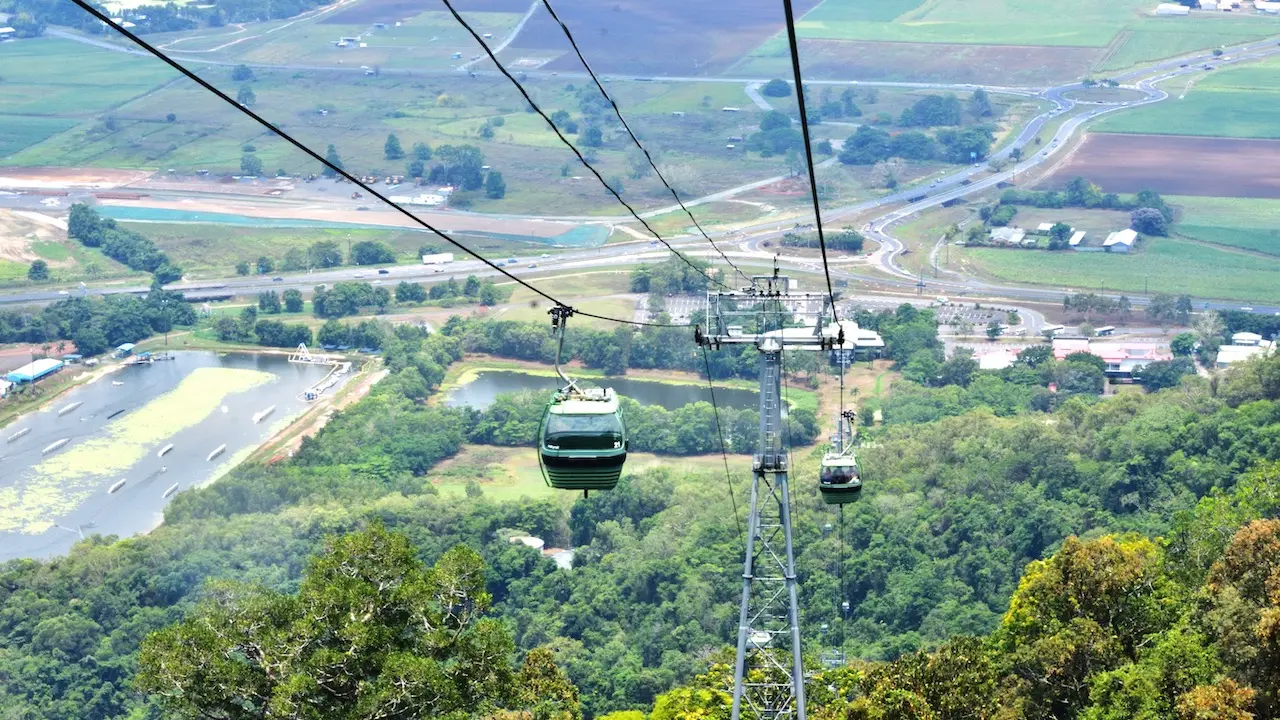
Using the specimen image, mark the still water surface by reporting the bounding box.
[0,352,335,561]
[444,370,760,411]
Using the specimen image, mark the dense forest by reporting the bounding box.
[2,313,1280,718]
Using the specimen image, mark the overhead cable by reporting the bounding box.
[535,0,751,284]
[779,0,840,323]
[438,0,731,291]
[69,0,689,330]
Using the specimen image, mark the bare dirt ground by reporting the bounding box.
[0,211,64,264]
[792,40,1103,86]
[0,168,152,191]
[1043,133,1280,198]
[502,0,821,75]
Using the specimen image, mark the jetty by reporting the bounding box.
[162,483,180,499]
[57,401,82,416]
[253,405,276,424]
[6,428,30,443]
[158,443,174,458]
[107,479,126,494]
[207,444,226,461]
[42,438,69,454]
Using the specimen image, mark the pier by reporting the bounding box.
[57,401,82,416]
[42,438,69,455]
[158,443,174,458]
[6,428,30,443]
[107,479,126,494]
[207,444,226,461]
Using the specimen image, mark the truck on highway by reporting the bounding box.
[421,252,455,266]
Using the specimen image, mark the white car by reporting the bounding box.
[58,290,69,295]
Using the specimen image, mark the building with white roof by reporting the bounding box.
[1068,230,1087,247]
[1231,331,1264,346]
[990,227,1026,245]
[1155,3,1191,13]
[977,348,1020,370]
[1103,229,1138,253]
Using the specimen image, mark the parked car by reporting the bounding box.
[377,269,390,275]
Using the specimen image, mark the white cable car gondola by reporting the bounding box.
[819,409,861,504]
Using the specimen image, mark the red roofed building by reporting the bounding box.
[1053,338,1172,376]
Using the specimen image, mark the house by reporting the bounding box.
[0,378,11,397]
[1103,229,1138,253]
[1055,339,1172,376]
[1036,222,1055,233]
[1231,331,1264,346]
[1155,3,1191,13]
[1021,237,1039,247]
[114,343,136,358]
[0,27,15,38]
[1257,0,1280,12]
[989,227,1026,245]
[1216,340,1274,367]
[828,320,886,363]
[1069,230,1087,247]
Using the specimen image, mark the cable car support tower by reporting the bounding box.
[697,262,839,720]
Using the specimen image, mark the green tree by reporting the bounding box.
[235,85,255,107]
[231,64,254,81]
[582,126,603,147]
[323,144,344,178]
[349,241,396,266]
[485,171,506,199]
[308,240,344,269]
[256,256,274,274]
[986,319,1003,340]
[257,290,281,314]
[967,87,993,118]
[282,288,304,313]
[1048,222,1073,250]
[760,78,792,97]
[235,260,250,276]
[412,141,432,161]
[384,132,404,160]
[136,526,544,720]
[239,153,263,177]
[1131,207,1168,236]
[27,259,49,282]
[1171,332,1197,356]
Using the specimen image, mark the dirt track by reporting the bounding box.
[1044,133,1280,198]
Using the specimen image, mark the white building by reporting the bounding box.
[1200,0,1218,8]
[1232,331,1264,346]
[1217,342,1273,367]
[990,227,1026,245]
[977,348,1020,371]
[1104,229,1138,253]
[1069,230,1087,247]
[1257,1,1280,12]
[1155,3,1191,13]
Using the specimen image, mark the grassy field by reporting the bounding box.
[1097,17,1280,71]
[891,205,971,276]
[960,236,1280,303]
[1097,57,1280,138]
[1171,195,1280,256]
[123,222,540,275]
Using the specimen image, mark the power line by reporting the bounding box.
[779,0,840,324]
[70,0,689,331]
[702,345,744,543]
[438,0,731,291]
[535,0,751,285]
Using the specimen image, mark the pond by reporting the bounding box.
[444,370,761,411]
[0,352,341,561]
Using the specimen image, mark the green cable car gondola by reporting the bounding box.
[538,306,628,495]
[819,409,861,504]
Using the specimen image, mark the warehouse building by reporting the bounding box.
[5,358,64,385]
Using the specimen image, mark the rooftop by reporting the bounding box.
[1104,229,1138,247]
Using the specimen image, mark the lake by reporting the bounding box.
[0,352,339,561]
[444,370,760,411]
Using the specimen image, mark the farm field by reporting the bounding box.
[959,236,1280,303]
[1170,195,1280,256]
[1096,17,1280,71]
[500,0,822,76]
[1097,58,1280,138]
[737,0,1280,84]
[119,222,541,275]
[1043,133,1280,198]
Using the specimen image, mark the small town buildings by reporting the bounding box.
[1053,338,1172,376]
[1155,3,1191,14]
[990,227,1026,245]
[1216,333,1275,367]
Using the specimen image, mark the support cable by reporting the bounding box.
[438,0,731,291]
[702,345,744,545]
[70,0,689,330]
[779,0,840,323]
[534,0,751,284]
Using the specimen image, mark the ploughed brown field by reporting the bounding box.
[1045,133,1280,199]
[509,0,822,75]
